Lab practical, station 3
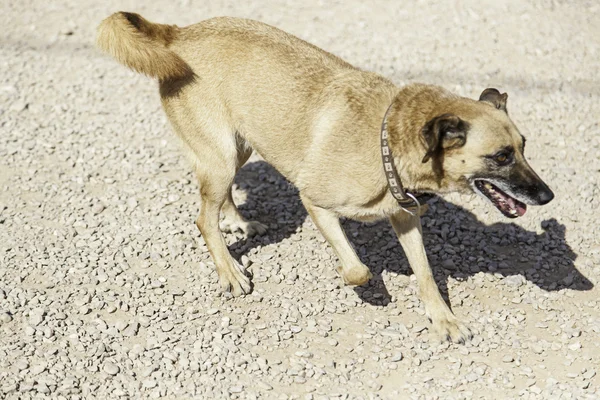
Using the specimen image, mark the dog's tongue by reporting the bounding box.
[506,196,527,216]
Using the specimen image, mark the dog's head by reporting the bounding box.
[420,88,554,218]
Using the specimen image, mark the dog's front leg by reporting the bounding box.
[302,196,372,286]
[390,212,472,343]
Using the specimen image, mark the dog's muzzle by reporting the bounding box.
[473,179,527,218]
[472,176,554,219]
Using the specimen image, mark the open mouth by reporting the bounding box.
[474,180,527,218]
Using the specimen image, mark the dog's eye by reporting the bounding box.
[494,152,512,165]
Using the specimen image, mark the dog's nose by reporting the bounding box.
[537,186,554,205]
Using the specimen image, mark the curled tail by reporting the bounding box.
[96,12,191,80]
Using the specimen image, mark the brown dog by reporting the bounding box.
[97,12,554,342]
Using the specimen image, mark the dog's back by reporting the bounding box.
[97,13,353,81]
[97,13,375,180]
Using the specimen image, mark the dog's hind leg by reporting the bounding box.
[390,212,472,343]
[192,145,252,296]
[302,196,372,286]
[220,189,268,237]
[219,142,268,237]
[161,84,256,295]
[172,118,252,296]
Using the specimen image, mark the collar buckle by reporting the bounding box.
[398,192,421,217]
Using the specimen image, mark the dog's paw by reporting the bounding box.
[220,219,267,237]
[244,221,268,236]
[336,264,373,286]
[431,316,472,344]
[217,261,252,297]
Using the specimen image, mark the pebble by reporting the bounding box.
[256,382,273,391]
[31,363,46,375]
[92,203,106,215]
[530,343,544,354]
[161,322,174,332]
[503,275,524,287]
[0,313,13,324]
[583,370,596,380]
[143,379,157,389]
[568,342,582,351]
[29,308,45,326]
[14,359,29,370]
[530,386,542,395]
[123,322,140,336]
[103,362,120,375]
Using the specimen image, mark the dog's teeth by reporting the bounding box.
[509,209,517,215]
[484,183,492,189]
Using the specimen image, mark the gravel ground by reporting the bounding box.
[1,0,599,399]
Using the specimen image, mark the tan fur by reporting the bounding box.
[97,13,552,343]
[97,12,191,80]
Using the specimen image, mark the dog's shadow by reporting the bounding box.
[227,160,308,257]
[347,198,593,306]
[231,160,593,304]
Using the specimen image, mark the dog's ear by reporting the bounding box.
[479,88,508,112]
[421,113,469,163]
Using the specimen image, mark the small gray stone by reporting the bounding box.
[103,362,120,375]
[79,306,91,315]
[29,308,45,326]
[142,379,157,389]
[503,275,524,287]
[568,342,581,351]
[290,325,302,333]
[256,381,272,391]
[14,359,29,371]
[92,203,106,215]
[123,322,140,337]
[228,386,244,394]
[530,386,542,395]
[531,343,544,354]
[36,383,50,394]
[0,312,12,324]
[583,370,596,380]
[161,322,174,332]
[31,363,46,375]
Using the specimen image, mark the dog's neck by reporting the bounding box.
[386,84,459,195]
[380,103,424,211]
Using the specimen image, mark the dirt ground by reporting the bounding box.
[1,0,599,399]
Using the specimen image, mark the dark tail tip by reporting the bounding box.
[120,12,142,29]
